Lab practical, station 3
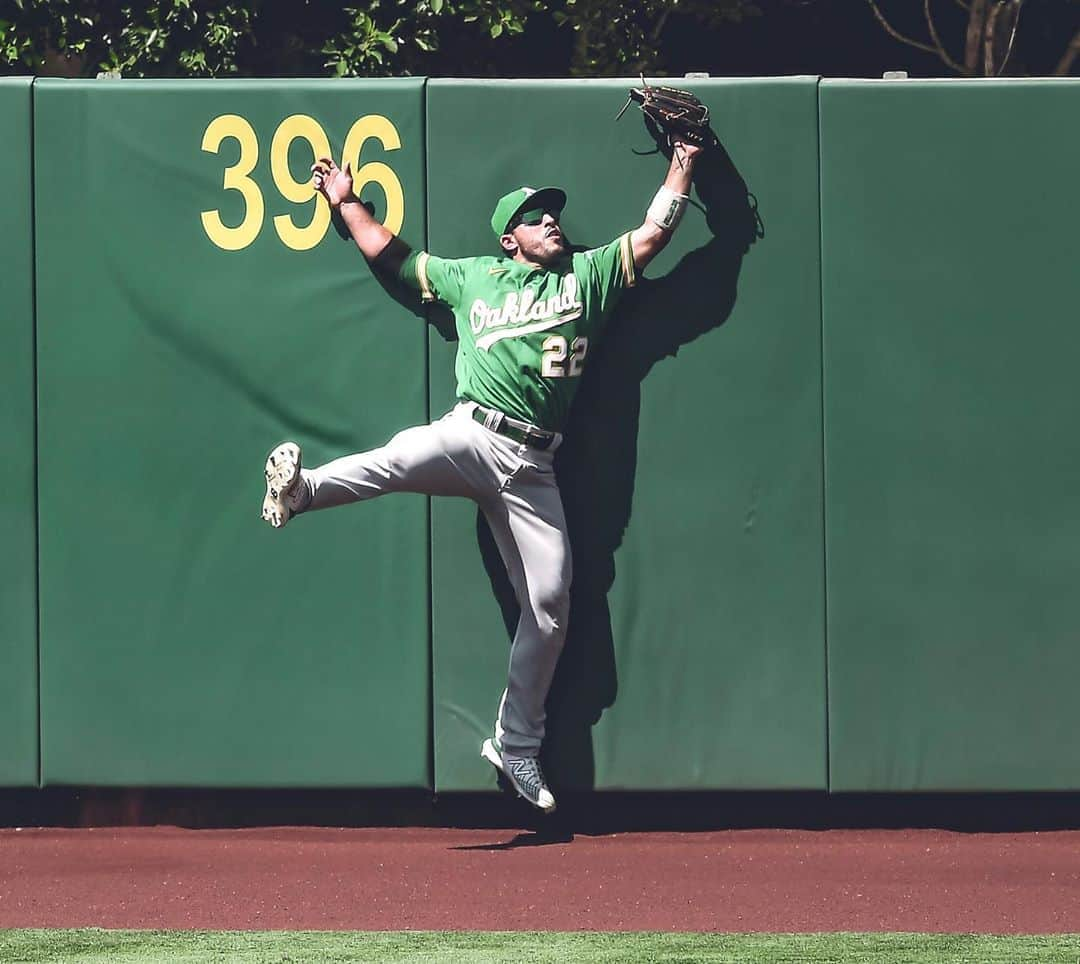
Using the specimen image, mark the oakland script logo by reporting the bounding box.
[470,274,583,350]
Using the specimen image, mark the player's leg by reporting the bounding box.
[496,479,573,755]
[301,423,477,509]
[261,408,489,527]
[479,457,571,812]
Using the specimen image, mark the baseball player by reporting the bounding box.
[261,139,701,812]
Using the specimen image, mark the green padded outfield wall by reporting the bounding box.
[35,79,429,786]
[426,79,825,791]
[822,79,1080,791]
[0,78,38,787]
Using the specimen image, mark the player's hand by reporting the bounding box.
[311,157,355,209]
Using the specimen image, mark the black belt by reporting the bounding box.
[471,404,557,450]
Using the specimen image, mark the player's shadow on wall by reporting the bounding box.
[477,142,763,793]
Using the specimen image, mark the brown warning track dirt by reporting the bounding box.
[2,826,1079,933]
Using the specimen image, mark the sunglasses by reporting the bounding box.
[511,207,562,229]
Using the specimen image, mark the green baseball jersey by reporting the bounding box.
[399,234,636,432]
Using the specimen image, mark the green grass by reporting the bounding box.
[2,931,1080,963]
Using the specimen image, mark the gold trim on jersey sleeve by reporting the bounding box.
[416,251,435,303]
[619,232,636,288]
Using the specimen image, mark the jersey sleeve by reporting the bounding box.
[398,251,469,307]
[576,232,637,315]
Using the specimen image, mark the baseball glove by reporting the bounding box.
[616,76,717,156]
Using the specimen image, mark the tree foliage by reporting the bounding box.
[0,0,763,77]
[0,0,1076,78]
[0,0,255,76]
[0,0,542,77]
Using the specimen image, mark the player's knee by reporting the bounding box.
[383,454,408,482]
[380,442,420,486]
[380,427,428,482]
[534,585,570,641]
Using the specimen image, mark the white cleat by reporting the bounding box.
[481,737,556,813]
[261,442,302,529]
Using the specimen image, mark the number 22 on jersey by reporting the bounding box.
[541,335,588,378]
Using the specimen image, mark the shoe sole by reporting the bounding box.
[481,738,556,814]
[261,442,301,529]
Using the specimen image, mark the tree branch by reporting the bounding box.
[865,0,939,57]
[983,0,1003,73]
[993,0,1023,76]
[965,0,988,73]
[1054,27,1080,76]
[924,0,967,73]
[649,7,672,44]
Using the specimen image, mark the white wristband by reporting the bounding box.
[647,185,689,231]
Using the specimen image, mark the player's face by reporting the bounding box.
[508,208,567,266]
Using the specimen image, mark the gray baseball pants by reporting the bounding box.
[290,402,570,757]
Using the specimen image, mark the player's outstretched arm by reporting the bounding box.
[629,141,701,272]
[311,156,410,277]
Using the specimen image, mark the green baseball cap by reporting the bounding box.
[490,186,567,238]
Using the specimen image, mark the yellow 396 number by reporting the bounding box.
[200,113,405,251]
